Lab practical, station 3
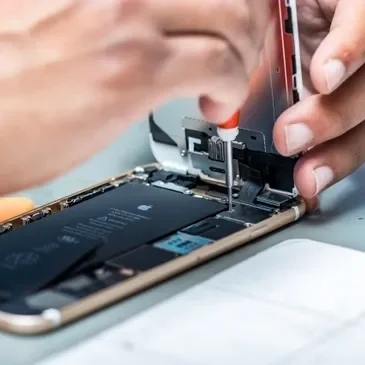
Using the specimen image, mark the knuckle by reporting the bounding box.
[211,0,250,33]
[305,96,348,139]
[207,45,248,103]
[345,125,365,170]
[232,2,251,31]
[97,44,146,86]
[337,143,360,176]
[328,102,352,135]
[208,41,236,75]
[110,0,148,26]
[229,0,251,35]
[99,37,165,87]
[302,97,323,126]
[117,0,145,15]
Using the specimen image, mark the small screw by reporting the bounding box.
[180,149,187,157]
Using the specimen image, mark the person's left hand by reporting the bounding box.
[273,0,365,210]
[0,198,34,222]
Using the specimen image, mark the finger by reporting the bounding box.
[149,0,269,64]
[0,197,34,222]
[293,121,365,199]
[310,0,365,94]
[273,64,365,156]
[199,97,231,125]
[304,196,319,213]
[198,96,247,125]
[160,35,249,122]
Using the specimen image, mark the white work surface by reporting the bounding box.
[37,239,365,365]
[2,101,365,364]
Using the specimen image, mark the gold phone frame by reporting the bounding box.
[0,163,306,335]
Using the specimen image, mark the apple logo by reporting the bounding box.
[137,205,152,211]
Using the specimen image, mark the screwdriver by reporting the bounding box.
[217,111,240,212]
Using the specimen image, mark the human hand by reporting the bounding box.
[273,0,365,210]
[0,198,34,222]
[0,0,269,195]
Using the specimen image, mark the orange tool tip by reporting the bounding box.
[219,111,240,130]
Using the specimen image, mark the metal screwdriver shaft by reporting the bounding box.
[217,111,240,212]
[224,140,234,211]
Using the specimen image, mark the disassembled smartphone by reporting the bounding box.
[0,0,304,335]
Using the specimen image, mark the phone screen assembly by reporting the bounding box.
[0,0,305,335]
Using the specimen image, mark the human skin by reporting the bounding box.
[273,0,365,210]
[3,0,364,214]
[0,198,34,221]
[0,0,269,195]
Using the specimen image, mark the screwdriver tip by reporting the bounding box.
[228,187,233,212]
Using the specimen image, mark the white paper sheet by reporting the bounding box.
[37,239,365,365]
[279,314,365,365]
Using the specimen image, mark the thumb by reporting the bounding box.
[310,0,365,94]
[0,197,34,222]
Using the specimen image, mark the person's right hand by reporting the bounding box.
[0,0,269,195]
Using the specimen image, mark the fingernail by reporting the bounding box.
[323,59,346,93]
[312,166,334,195]
[285,123,313,154]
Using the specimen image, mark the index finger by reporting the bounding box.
[310,0,365,94]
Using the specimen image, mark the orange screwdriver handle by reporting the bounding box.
[217,110,240,142]
[219,110,240,130]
